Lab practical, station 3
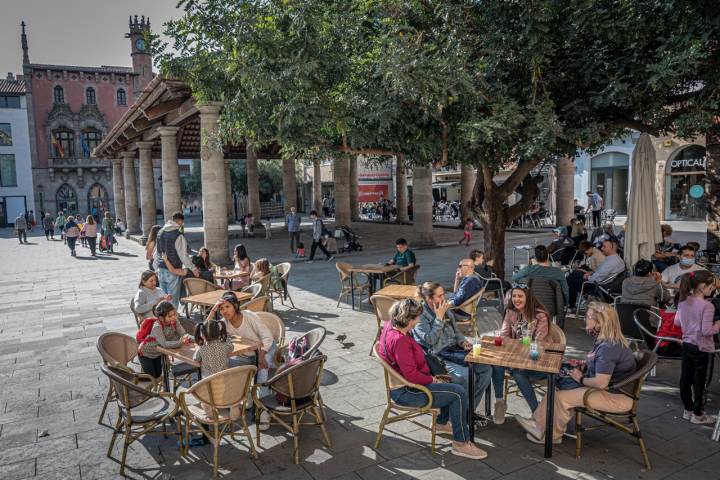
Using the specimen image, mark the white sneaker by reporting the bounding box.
[525,433,562,445]
[691,413,717,425]
[682,410,692,420]
[493,400,506,425]
[516,416,542,439]
[259,411,271,431]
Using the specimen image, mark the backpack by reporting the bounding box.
[274,335,316,405]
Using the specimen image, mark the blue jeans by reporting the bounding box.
[391,382,469,443]
[437,347,492,412]
[157,268,182,308]
[491,366,547,412]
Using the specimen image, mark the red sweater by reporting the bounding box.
[378,321,433,385]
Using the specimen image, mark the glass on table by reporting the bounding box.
[521,326,531,345]
[529,340,540,361]
[472,338,483,357]
[494,330,503,346]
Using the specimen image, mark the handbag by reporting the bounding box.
[423,350,448,376]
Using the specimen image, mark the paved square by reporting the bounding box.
[0,224,718,480]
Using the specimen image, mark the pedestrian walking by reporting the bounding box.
[83,215,98,256]
[286,206,302,254]
[459,217,473,246]
[64,216,80,256]
[155,211,199,307]
[14,213,28,244]
[145,225,161,271]
[586,191,604,228]
[43,213,55,240]
[55,211,67,244]
[306,210,334,263]
[101,212,115,253]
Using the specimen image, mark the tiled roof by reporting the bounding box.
[25,63,135,74]
[0,79,26,95]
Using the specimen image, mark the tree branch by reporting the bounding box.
[506,173,543,222]
[499,156,543,197]
[339,135,398,157]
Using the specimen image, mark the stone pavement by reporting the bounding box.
[0,225,719,480]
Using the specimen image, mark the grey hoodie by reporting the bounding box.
[621,276,667,307]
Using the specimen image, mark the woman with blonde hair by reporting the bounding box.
[517,302,637,444]
[84,215,98,256]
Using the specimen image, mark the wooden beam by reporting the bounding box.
[142,97,185,121]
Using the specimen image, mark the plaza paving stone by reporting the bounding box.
[0,223,718,479]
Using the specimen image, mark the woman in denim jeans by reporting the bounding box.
[378,298,488,460]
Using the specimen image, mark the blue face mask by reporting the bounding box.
[680,258,695,267]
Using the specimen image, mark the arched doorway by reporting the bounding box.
[55,183,78,215]
[665,145,707,220]
[87,183,108,220]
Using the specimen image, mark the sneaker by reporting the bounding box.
[525,433,562,445]
[516,416,542,439]
[259,411,271,431]
[305,260,314,264]
[682,410,692,420]
[451,441,488,460]
[435,422,453,435]
[493,400,506,425]
[691,413,717,425]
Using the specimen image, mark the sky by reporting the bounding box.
[0,0,181,75]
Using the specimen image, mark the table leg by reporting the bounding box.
[350,272,356,311]
[485,384,491,416]
[468,362,475,441]
[162,355,171,393]
[544,373,556,458]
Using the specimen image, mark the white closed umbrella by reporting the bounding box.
[624,133,663,269]
[546,165,557,224]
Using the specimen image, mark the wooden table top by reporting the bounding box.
[465,336,564,374]
[157,336,260,368]
[350,264,399,275]
[375,284,417,299]
[213,269,251,280]
[180,289,253,307]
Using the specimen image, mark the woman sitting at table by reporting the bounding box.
[198,246,215,271]
[517,302,636,444]
[252,258,283,294]
[378,298,488,460]
[133,270,172,320]
[230,244,252,289]
[210,291,275,429]
[491,285,551,424]
[186,254,215,283]
[136,300,192,379]
[413,282,492,413]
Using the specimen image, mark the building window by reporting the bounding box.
[53,86,65,104]
[81,130,102,157]
[0,124,11,146]
[0,95,21,108]
[85,87,96,105]
[117,88,127,106]
[52,129,74,158]
[0,154,17,186]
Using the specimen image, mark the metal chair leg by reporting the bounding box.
[574,410,582,459]
[374,408,391,449]
[632,416,651,470]
[98,383,114,424]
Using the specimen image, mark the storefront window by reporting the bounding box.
[590,152,629,214]
[665,145,706,220]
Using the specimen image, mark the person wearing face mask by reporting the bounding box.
[661,245,706,289]
[673,270,719,424]
[516,302,636,445]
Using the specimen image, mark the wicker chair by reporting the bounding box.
[129,298,144,327]
[369,295,396,356]
[449,288,486,338]
[101,364,180,476]
[252,273,272,298]
[575,351,658,470]
[255,311,286,364]
[373,344,439,453]
[268,262,296,309]
[182,277,220,316]
[179,365,258,476]
[384,265,421,286]
[241,295,269,312]
[252,355,331,464]
[278,327,327,364]
[335,262,370,310]
[241,283,263,300]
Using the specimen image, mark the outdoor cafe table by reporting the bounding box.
[157,336,261,393]
[374,284,417,300]
[212,268,250,287]
[348,264,399,310]
[180,290,253,318]
[466,336,565,458]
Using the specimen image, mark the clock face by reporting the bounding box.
[135,38,146,52]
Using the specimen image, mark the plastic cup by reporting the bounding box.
[472,343,482,357]
[494,331,502,346]
[522,336,531,345]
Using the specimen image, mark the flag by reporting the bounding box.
[81,137,91,157]
[52,135,65,158]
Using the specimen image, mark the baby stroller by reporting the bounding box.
[334,225,363,253]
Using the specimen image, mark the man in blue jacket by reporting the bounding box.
[285,206,302,254]
[448,258,483,316]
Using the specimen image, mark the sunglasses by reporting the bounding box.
[458,264,472,268]
[511,283,529,290]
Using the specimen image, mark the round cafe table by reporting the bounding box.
[213,269,250,287]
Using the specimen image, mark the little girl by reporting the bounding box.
[296,242,306,258]
[137,301,192,379]
[459,218,473,246]
[673,270,719,424]
[134,270,171,320]
[193,320,236,415]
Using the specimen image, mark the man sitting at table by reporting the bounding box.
[547,226,574,255]
[512,245,569,303]
[661,244,706,289]
[448,259,483,316]
[566,237,625,310]
[386,238,417,283]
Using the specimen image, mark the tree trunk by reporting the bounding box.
[349,156,360,221]
[412,165,435,246]
[282,158,297,213]
[246,146,261,225]
[556,156,575,227]
[313,159,322,213]
[395,155,409,223]
[460,164,475,224]
[333,157,351,225]
[478,193,508,279]
[707,125,720,251]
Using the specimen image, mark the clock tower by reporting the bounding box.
[126,15,153,97]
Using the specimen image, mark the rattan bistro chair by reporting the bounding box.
[373,344,439,453]
[179,365,258,476]
[252,355,331,464]
[384,265,421,286]
[182,277,220,316]
[575,351,658,470]
[129,299,144,327]
[268,262,296,309]
[241,283,263,299]
[278,327,327,364]
[101,364,180,476]
[449,288,486,338]
[241,295,269,312]
[255,311,287,365]
[369,295,396,356]
[336,262,370,310]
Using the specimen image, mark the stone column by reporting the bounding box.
[199,102,229,263]
[412,165,435,246]
[225,159,235,222]
[122,150,141,235]
[313,158,322,213]
[111,158,126,222]
[246,145,261,225]
[333,156,351,225]
[556,156,575,227]
[157,126,181,222]
[395,155,409,223]
[282,157,297,213]
[137,141,157,240]
[460,164,476,220]
[349,156,359,221]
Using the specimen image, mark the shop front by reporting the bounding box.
[664,145,707,221]
[590,151,629,215]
